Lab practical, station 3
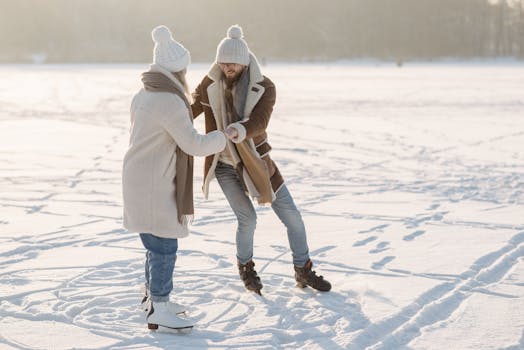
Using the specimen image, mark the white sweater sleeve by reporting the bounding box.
[159,96,226,157]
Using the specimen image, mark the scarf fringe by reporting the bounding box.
[180,214,194,226]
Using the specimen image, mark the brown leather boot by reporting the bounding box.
[238,260,263,295]
[294,259,331,292]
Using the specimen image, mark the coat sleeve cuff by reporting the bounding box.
[227,122,247,143]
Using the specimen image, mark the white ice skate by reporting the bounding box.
[146,301,194,331]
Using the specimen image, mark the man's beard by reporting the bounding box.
[225,70,244,87]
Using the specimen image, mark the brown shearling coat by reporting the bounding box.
[191,56,284,201]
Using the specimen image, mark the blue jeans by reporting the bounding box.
[140,233,178,302]
[215,162,310,266]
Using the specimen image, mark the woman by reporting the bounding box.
[122,25,228,331]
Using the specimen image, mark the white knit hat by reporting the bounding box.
[151,25,190,72]
[216,25,250,66]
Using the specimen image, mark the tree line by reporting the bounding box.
[0,0,523,63]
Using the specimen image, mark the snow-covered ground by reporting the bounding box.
[0,62,523,350]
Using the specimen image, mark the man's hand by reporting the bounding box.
[224,126,239,140]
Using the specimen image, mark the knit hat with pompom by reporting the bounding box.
[151,25,190,72]
[215,25,250,66]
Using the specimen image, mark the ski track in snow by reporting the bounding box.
[0,63,523,349]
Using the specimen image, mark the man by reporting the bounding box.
[191,25,331,295]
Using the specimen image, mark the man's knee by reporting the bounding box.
[237,211,257,231]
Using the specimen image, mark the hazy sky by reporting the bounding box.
[0,0,521,62]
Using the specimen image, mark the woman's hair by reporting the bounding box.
[173,69,192,103]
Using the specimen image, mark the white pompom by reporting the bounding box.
[227,25,243,39]
[152,25,172,43]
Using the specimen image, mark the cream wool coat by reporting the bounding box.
[123,65,226,239]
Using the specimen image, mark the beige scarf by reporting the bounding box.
[142,71,194,225]
[224,74,274,205]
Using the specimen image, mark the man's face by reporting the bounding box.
[219,63,246,80]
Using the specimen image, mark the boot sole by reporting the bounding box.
[296,281,331,291]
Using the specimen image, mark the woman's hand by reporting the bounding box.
[224,126,239,140]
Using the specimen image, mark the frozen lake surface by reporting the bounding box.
[0,62,523,349]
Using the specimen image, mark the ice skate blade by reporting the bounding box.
[148,323,193,333]
[246,289,262,296]
[245,286,262,296]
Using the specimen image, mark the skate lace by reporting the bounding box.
[308,269,324,281]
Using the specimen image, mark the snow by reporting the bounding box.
[1,62,523,349]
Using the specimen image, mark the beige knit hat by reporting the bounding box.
[216,25,250,66]
[152,25,190,72]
